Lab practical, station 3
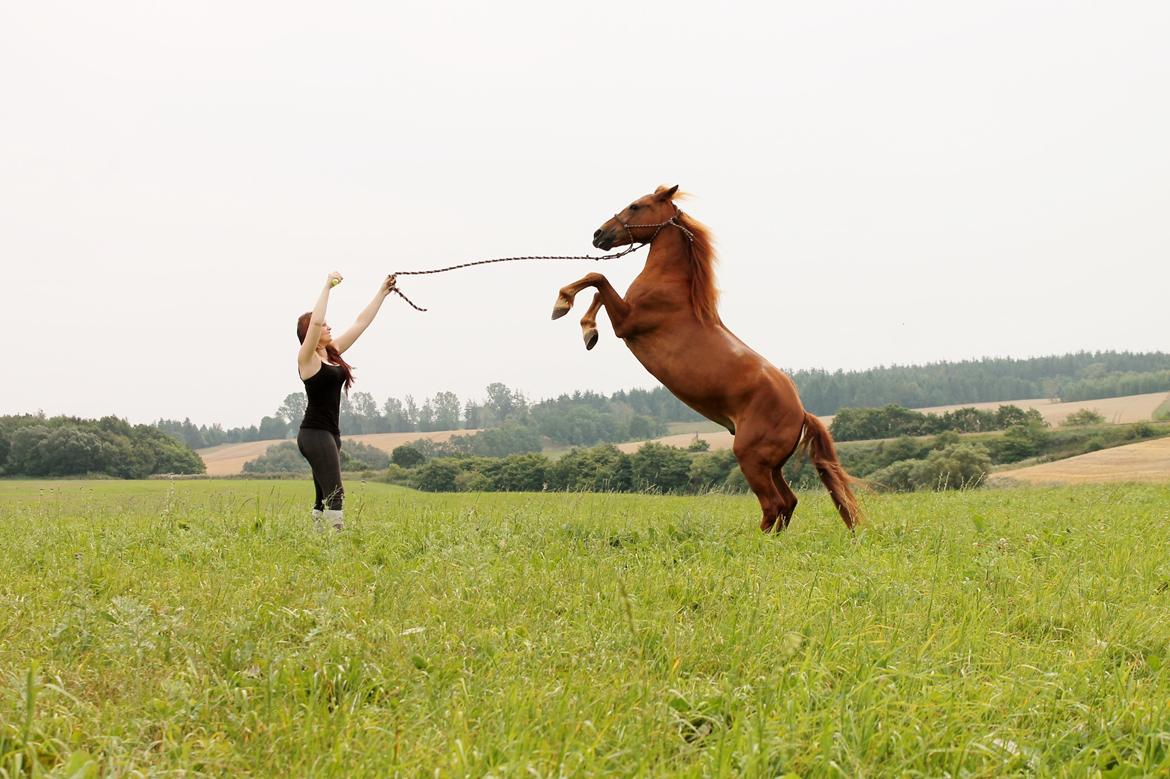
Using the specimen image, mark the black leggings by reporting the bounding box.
[297,428,344,510]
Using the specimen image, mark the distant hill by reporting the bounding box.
[789,351,1170,415]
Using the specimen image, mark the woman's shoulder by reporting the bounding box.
[298,353,323,381]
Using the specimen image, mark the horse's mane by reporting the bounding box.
[677,210,720,325]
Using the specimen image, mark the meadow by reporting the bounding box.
[2,480,1169,777]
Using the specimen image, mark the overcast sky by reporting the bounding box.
[2,1,1167,428]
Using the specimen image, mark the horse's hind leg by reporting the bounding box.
[773,468,799,530]
[737,455,785,533]
[580,293,602,350]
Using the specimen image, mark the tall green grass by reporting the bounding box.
[2,480,1169,776]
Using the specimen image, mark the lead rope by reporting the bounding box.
[387,210,693,312]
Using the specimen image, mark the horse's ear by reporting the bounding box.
[654,184,679,201]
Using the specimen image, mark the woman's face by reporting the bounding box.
[317,322,333,348]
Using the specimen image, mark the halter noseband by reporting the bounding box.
[612,207,695,249]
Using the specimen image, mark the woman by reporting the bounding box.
[296,271,396,531]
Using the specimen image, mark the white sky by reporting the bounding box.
[2,1,1167,427]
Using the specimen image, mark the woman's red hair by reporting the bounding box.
[297,312,354,392]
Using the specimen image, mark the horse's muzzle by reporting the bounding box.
[592,229,615,250]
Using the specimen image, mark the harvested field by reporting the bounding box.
[621,392,1170,453]
[198,429,476,475]
[912,391,1170,426]
[988,436,1170,485]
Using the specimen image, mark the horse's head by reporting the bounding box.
[592,185,680,250]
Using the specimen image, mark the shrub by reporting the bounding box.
[548,445,633,492]
[869,443,992,492]
[391,444,427,468]
[688,449,738,491]
[414,459,460,492]
[991,424,1050,462]
[1061,409,1106,427]
[454,470,491,492]
[631,443,692,493]
[380,464,414,485]
[339,440,390,470]
[488,453,548,492]
[243,442,307,474]
[687,436,711,452]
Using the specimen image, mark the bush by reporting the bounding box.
[687,436,710,452]
[991,424,1050,462]
[722,467,749,493]
[487,453,548,492]
[631,443,692,493]
[243,442,307,474]
[454,470,491,492]
[339,440,390,470]
[380,464,414,485]
[1061,409,1106,427]
[391,445,426,468]
[869,443,992,492]
[414,459,460,492]
[688,449,738,491]
[548,445,633,492]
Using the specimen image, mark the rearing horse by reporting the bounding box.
[552,185,859,533]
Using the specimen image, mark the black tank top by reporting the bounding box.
[300,362,344,435]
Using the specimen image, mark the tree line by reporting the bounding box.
[379,418,1165,496]
[828,404,1045,441]
[159,382,681,451]
[790,351,1170,414]
[156,351,1170,450]
[0,415,204,478]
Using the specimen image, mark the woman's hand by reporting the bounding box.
[379,274,398,297]
[326,271,344,288]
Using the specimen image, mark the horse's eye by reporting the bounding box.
[629,203,640,211]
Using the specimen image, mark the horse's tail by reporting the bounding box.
[799,412,862,531]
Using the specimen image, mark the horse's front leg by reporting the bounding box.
[551,273,632,336]
[580,293,603,350]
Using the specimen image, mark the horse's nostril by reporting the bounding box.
[593,229,603,239]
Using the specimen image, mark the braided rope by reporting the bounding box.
[387,212,691,312]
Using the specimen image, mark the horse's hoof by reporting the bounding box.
[583,328,598,350]
[551,299,571,320]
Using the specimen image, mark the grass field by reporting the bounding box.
[2,480,1169,776]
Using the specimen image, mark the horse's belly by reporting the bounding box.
[625,343,738,431]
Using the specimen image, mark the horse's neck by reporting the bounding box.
[641,228,693,282]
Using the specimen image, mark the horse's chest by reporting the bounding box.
[624,280,679,315]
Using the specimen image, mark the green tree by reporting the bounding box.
[258,415,288,440]
[432,391,462,430]
[277,393,307,428]
[391,445,426,468]
[631,443,692,493]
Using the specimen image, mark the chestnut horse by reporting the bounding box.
[552,185,859,532]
